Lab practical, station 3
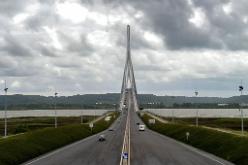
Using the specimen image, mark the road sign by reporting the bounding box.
[186,132,190,141]
[149,119,155,124]
[89,123,94,128]
[122,152,128,159]
[104,116,111,121]
[89,123,94,132]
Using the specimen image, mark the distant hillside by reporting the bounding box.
[0,93,246,110]
[137,94,248,105]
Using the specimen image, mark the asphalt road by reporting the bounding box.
[24,112,127,165]
[24,92,233,165]
[129,106,233,165]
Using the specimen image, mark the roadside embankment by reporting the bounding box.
[0,112,119,165]
[140,112,248,165]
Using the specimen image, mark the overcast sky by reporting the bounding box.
[1,0,248,97]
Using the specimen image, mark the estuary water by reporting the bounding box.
[0,109,111,119]
[146,108,248,118]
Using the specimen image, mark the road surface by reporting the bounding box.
[24,96,233,165]
[24,111,127,165]
[130,108,233,165]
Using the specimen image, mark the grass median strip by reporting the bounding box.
[0,112,119,165]
[140,113,248,165]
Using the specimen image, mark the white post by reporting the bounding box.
[54,92,58,128]
[94,103,97,121]
[94,109,96,121]
[241,108,244,134]
[195,91,199,127]
[196,109,199,127]
[81,110,83,124]
[172,109,174,123]
[239,82,244,134]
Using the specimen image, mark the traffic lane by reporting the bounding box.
[24,113,127,165]
[130,110,233,165]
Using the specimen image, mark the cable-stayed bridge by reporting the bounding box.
[24,25,233,165]
[120,25,138,113]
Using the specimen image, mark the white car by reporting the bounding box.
[139,124,145,131]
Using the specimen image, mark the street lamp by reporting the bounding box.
[195,91,199,127]
[95,102,98,120]
[113,104,117,112]
[171,108,175,123]
[4,80,8,137]
[81,110,84,124]
[239,81,244,134]
[54,92,58,128]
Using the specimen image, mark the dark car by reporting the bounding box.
[98,134,106,141]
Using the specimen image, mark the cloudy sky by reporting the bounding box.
[1,0,248,97]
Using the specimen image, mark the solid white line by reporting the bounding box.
[128,116,131,165]
[120,95,131,165]
[119,113,129,165]
[119,127,126,164]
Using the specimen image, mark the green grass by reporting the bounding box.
[162,117,247,131]
[140,113,248,165]
[0,112,119,165]
[0,116,95,136]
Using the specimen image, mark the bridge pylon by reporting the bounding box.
[119,25,139,111]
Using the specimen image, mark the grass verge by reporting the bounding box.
[140,113,248,165]
[0,116,95,135]
[161,117,248,131]
[0,112,119,165]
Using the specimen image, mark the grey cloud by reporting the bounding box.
[0,0,29,17]
[121,0,248,50]
[39,46,58,57]
[24,3,59,31]
[1,0,248,96]
[58,32,94,56]
[52,57,81,68]
[136,65,171,72]
[0,60,40,77]
[1,34,33,57]
[116,29,152,50]
[122,0,220,50]
[192,0,248,50]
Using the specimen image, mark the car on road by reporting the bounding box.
[98,134,106,141]
[139,124,145,131]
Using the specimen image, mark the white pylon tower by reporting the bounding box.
[119,25,138,111]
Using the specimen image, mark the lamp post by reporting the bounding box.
[54,92,58,128]
[4,81,8,137]
[195,91,199,127]
[113,104,117,112]
[239,82,244,134]
[95,102,98,120]
[81,110,84,124]
[171,108,175,123]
